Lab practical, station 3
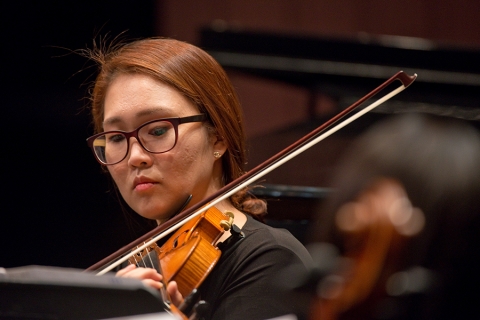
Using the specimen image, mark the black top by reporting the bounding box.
[198,215,312,320]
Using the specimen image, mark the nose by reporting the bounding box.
[127,137,153,167]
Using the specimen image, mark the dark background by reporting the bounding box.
[2,1,158,269]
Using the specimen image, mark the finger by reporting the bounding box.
[117,266,163,282]
[167,281,184,307]
[131,268,163,281]
[115,264,136,277]
[142,279,164,290]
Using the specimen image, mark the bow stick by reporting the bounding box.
[89,70,417,275]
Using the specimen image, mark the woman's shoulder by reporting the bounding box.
[238,215,312,265]
[242,215,300,241]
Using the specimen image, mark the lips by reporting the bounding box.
[133,176,158,191]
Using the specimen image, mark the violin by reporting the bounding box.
[154,206,234,297]
[86,71,417,318]
[125,206,235,319]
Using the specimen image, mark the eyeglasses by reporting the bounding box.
[86,114,207,165]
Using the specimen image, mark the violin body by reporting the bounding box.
[159,206,228,297]
[160,234,221,297]
[129,207,229,298]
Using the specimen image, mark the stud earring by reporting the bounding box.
[213,151,221,158]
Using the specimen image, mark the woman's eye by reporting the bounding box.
[108,134,126,143]
[149,126,168,137]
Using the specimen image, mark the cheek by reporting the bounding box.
[168,149,201,179]
[171,142,213,180]
[107,165,128,190]
[176,131,213,167]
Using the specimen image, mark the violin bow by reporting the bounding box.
[89,70,417,275]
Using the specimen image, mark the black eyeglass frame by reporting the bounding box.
[86,114,207,165]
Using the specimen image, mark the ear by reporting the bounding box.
[211,133,227,158]
[316,179,424,319]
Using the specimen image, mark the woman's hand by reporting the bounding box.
[116,264,184,306]
[116,264,164,290]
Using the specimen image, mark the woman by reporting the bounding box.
[85,38,312,320]
[308,113,480,319]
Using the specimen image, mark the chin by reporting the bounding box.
[136,207,171,222]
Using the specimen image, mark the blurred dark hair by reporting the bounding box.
[310,113,480,319]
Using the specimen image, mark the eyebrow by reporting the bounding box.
[103,107,169,127]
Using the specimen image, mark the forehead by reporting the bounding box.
[103,73,198,128]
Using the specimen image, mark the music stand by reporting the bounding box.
[0,265,176,320]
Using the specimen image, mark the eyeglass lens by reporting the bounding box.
[92,120,176,164]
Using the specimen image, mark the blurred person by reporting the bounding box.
[306,113,480,319]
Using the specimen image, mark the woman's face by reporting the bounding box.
[103,73,226,223]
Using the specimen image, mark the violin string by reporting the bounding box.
[132,246,142,267]
[145,243,156,269]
